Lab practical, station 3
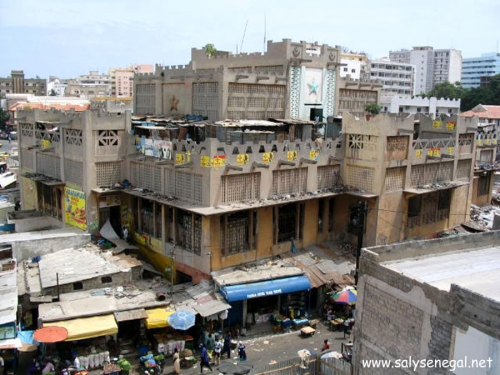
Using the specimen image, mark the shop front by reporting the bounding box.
[41,315,119,370]
[218,275,312,332]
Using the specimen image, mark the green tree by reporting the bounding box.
[0,108,10,130]
[205,43,217,57]
[364,103,382,115]
[461,86,494,111]
[425,81,465,100]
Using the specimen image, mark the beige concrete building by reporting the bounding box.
[17,107,477,276]
[341,113,476,246]
[354,231,500,374]
[134,39,347,121]
[0,70,47,96]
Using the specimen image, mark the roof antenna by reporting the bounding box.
[263,13,267,54]
[240,19,248,53]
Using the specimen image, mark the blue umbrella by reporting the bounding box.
[167,310,196,330]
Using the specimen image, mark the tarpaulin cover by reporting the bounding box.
[145,308,175,329]
[220,275,311,302]
[33,326,68,343]
[44,315,118,341]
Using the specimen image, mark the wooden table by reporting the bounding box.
[330,319,344,331]
[300,326,316,337]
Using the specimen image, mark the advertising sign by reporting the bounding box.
[65,187,87,230]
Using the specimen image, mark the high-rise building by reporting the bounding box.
[461,52,500,89]
[389,47,462,95]
[110,65,154,98]
[370,58,415,96]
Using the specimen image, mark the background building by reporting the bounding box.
[65,71,112,98]
[0,70,47,96]
[339,52,370,80]
[47,77,68,96]
[389,47,462,96]
[134,39,345,121]
[110,64,154,98]
[383,96,460,118]
[461,52,500,89]
[354,231,500,374]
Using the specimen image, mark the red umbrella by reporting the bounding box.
[34,326,68,343]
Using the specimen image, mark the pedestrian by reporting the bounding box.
[222,333,231,359]
[199,344,213,373]
[0,353,4,375]
[172,348,180,375]
[42,360,55,375]
[237,342,247,361]
[343,318,351,339]
[321,339,330,352]
[205,333,215,362]
[7,134,10,144]
[213,336,222,365]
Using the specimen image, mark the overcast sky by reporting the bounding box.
[1,0,499,79]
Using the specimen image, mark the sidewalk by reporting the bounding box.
[85,319,351,375]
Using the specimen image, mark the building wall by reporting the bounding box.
[17,107,130,232]
[354,232,500,375]
[134,39,344,120]
[461,53,500,89]
[342,113,475,246]
[0,70,47,96]
[386,97,461,119]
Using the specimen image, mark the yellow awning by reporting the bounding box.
[145,308,174,329]
[45,314,118,341]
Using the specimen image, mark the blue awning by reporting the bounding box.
[220,275,311,302]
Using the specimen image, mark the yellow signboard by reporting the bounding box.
[211,155,226,168]
[493,139,498,145]
[175,153,186,165]
[485,139,491,146]
[415,149,423,159]
[65,187,86,230]
[237,154,250,165]
[41,139,51,149]
[446,121,456,130]
[477,139,483,146]
[200,156,211,168]
[432,121,443,129]
[309,150,320,161]
[427,148,441,157]
[262,152,274,163]
[447,147,454,155]
[287,151,298,161]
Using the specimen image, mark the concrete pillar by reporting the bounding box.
[493,214,500,230]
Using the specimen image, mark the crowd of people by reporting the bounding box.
[195,332,248,374]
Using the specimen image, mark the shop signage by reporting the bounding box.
[247,289,283,299]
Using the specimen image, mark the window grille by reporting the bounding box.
[385,167,405,191]
[345,165,374,193]
[96,162,122,187]
[317,165,341,189]
[272,168,308,196]
[221,173,260,203]
[64,159,83,186]
[456,160,471,181]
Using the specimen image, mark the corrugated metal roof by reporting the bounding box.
[114,308,148,322]
[214,119,284,127]
[0,265,18,325]
[38,247,139,288]
[211,259,304,287]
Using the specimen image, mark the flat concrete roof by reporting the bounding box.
[382,246,500,303]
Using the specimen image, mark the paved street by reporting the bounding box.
[152,320,349,375]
